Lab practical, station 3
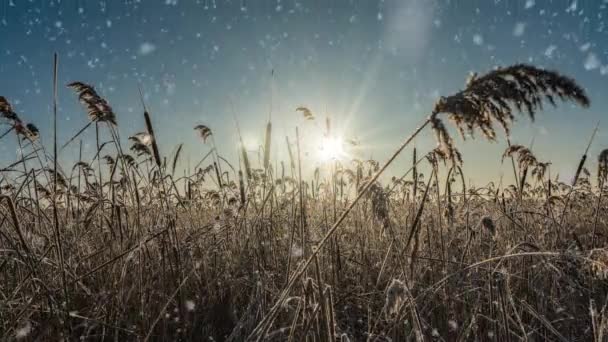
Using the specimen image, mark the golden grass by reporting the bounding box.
[0,63,606,341]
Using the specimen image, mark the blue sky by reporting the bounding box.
[1,0,607,185]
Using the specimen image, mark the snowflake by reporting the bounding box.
[473,34,484,45]
[513,22,526,37]
[584,53,600,70]
[139,42,156,56]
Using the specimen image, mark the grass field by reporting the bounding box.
[1,63,607,341]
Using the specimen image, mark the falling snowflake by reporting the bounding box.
[473,34,484,45]
[15,321,32,340]
[185,300,196,312]
[513,22,526,36]
[139,42,156,56]
[584,53,600,70]
[291,246,303,258]
[544,45,557,58]
[524,0,535,9]
[566,0,577,13]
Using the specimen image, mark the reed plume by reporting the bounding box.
[129,132,153,158]
[103,155,115,166]
[194,125,213,143]
[62,82,118,150]
[502,145,537,170]
[24,123,40,140]
[122,154,137,168]
[129,132,153,146]
[14,122,40,141]
[531,162,551,183]
[0,96,28,140]
[67,82,117,124]
[0,97,40,141]
[431,64,590,162]
[0,96,19,122]
[130,141,152,157]
[295,106,314,120]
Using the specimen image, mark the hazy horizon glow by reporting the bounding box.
[1,0,607,185]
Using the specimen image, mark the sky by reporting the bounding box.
[0,0,607,186]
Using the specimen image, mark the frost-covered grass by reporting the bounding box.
[1,64,608,341]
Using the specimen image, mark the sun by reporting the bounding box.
[318,136,347,161]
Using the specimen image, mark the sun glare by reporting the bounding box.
[318,136,346,161]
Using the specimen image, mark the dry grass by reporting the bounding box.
[0,63,607,341]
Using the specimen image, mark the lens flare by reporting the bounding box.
[318,136,346,161]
